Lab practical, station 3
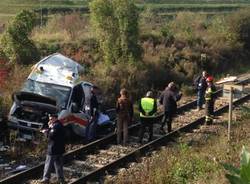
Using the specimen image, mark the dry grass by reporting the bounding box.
[105,104,250,184]
[0,64,31,114]
[32,13,93,44]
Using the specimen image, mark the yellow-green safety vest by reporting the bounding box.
[140,97,155,118]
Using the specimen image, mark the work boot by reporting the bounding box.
[195,107,201,111]
[39,179,49,184]
[57,178,66,184]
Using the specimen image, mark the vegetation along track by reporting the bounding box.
[1,76,250,184]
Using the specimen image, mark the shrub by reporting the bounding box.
[167,12,207,45]
[84,62,146,106]
[207,15,232,44]
[90,0,141,64]
[0,10,40,65]
[181,84,195,96]
[223,146,250,184]
[0,64,31,114]
[160,24,174,44]
[228,8,250,49]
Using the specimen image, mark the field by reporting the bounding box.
[1,0,250,24]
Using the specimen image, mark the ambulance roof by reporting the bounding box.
[28,53,84,87]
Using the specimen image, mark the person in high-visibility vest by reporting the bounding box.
[205,76,217,125]
[138,91,157,143]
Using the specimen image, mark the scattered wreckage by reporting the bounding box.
[8,53,116,140]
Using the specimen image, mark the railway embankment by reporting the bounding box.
[105,101,250,184]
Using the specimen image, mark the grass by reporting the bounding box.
[1,0,250,24]
[105,105,250,184]
[137,0,250,3]
[0,0,88,24]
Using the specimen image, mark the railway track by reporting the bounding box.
[1,76,250,184]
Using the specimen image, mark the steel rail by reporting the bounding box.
[69,93,250,184]
[0,77,249,184]
[0,98,197,184]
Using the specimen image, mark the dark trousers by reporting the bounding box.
[161,111,173,133]
[197,90,205,108]
[86,115,98,142]
[117,115,129,145]
[43,154,64,181]
[139,117,154,143]
[205,100,215,124]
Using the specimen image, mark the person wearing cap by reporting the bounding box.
[159,82,182,133]
[138,91,157,143]
[86,85,99,142]
[116,88,133,146]
[40,114,65,184]
[205,76,217,125]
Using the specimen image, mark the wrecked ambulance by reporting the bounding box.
[8,53,115,139]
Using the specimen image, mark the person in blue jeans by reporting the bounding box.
[194,71,208,111]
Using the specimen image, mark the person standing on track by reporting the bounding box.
[205,76,217,125]
[116,88,133,146]
[86,85,99,142]
[138,91,157,144]
[159,82,182,134]
[40,114,65,184]
[194,71,208,111]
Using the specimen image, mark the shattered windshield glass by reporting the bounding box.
[42,54,83,72]
[22,79,71,109]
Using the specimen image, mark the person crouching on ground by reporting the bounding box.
[205,76,217,125]
[40,114,65,184]
[139,91,157,144]
[116,88,133,146]
[159,82,182,133]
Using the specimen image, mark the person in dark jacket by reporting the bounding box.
[159,82,182,133]
[86,86,99,142]
[139,91,157,143]
[40,114,65,184]
[116,88,133,146]
[205,76,217,125]
[194,71,208,111]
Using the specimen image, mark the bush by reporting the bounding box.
[90,0,141,64]
[84,62,146,106]
[160,24,175,44]
[181,84,195,96]
[167,12,207,45]
[223,146,250,184]
[228,8,250,49]
[0,64,31,114]
[0,10,40,65]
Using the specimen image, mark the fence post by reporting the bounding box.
[228,87,233,142]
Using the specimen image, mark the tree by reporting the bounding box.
[90,0,141,64]
[1,10,40,65]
